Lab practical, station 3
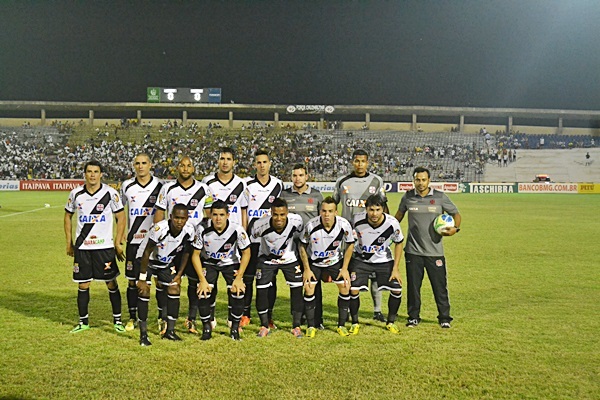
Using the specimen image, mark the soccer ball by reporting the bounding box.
[433,214,454,234]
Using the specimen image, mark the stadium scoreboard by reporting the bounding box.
[147,87,222,103]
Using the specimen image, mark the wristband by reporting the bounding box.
[139,273,147,281]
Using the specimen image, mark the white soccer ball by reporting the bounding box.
[433,214,454,234]
[44,203,51,208]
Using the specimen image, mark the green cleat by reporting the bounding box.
[386,323,400,334]
[125,319,136,332]
[70,323,90,334]
[306,327,317,338]
[336,326,351,337]
[349,323,360,335]
[114,322,126,333]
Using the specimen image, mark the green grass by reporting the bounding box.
[0,191,599,399]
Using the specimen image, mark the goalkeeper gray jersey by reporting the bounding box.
[332,172,387,221]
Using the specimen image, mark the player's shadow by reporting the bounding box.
[0,289,74,325]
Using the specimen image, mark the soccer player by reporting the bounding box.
[395,166,461,329]
[348,194,404,334]
[202,147,248,227]
[64,160,126,333]
[298,197,355,337]
[190,200,251,341]
[333,149,389,322]
[251,198,304,338]
[121,153,163,331]
[136,203,196,345]
[280,164,325,328]
[242,150,283,328]
[154,156,214,334]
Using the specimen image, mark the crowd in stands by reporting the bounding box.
[1,123,597,183]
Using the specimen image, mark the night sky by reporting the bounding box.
[2,1,600,110]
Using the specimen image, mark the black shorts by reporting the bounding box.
[203,262,240,290]
[243,243,260,278]
[309,261,344,285]
[73,248,120,283]
[256,259,302,289]
[349,258,402,292]
[146,265,179,286]
[125,243,141,280]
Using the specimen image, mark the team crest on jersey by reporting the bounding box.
[378,237,386,243]
[149,196,157,204]
[333,241,340,247]
[96,204,104,212]
[73,263,79,273]
[104,261,112,270]
[256,269,262,279]
[436,259,443,267]
[190,199,199,207]
[176,245,183,253]
[268,196,275,203]
[430,200,436,205]
[224,243,232,250]
[369,186,376,194]
[229,194,238,202]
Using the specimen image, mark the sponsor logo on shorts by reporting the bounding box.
[256,269,262,279]
[126,261,133,270]
[73,263,79,273]
[350,272,356,281]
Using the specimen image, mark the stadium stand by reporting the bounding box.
[2,123,596,183]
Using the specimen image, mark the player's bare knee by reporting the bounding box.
[106,280,118,290]
[167,284,180,296]
[138,286,150,297]
[78,282,91,290]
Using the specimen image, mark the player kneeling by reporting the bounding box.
[299,197,356,337]
[136,204,195,346]
[348,195,405,334]
[191,201,251,341]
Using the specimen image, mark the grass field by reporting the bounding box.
[0,191,599,399]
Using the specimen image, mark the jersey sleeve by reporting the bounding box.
[110,187,125,212]
[156,184,168,211]
[236,226,251,250]
[341,218,355,243]
[65,190,76,213]
[203,184,215,209]
[441,193,459,215]
[332,177,341,203]
[398,193,408,213]
[377,175,388,202]
[147,223,164,244]
[192,225,204,250]
[390,217,404,243]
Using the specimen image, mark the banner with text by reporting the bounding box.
[0,180,20,191]
[20,180,85,191]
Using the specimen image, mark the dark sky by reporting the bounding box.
[2,0,600,110]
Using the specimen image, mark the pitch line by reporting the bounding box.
[0,205,59,218]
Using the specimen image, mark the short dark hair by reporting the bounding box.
[172,203,188,215]
[271,197,288,209]
[211,200,229,212]
[84,160,103,173]
[322,196,337,206]
[254,149,270,159]
[365,194,386,208]
[292,164,308,174]
[219,147,236,160]
[352,149,369,159]
[413,167,430,178]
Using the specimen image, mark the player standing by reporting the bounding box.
[121,153,163,331]
[298,197,355,337]
[395,166,461,328]
[64,160,126,333]
[280,164,325,328]
[154,156,214,334]
[190,200,251,341]
[251,198,304,337]
[241,150,283,328]
[332,149,388,322]
[348,195,404,334]
[136,204,196,345]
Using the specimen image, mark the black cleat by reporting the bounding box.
[200,328,212,341]
[406,319,420,328]
[162,330,182,341]
[373,312,386,322]
[139,334,152,346]
[230,329,241,341]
